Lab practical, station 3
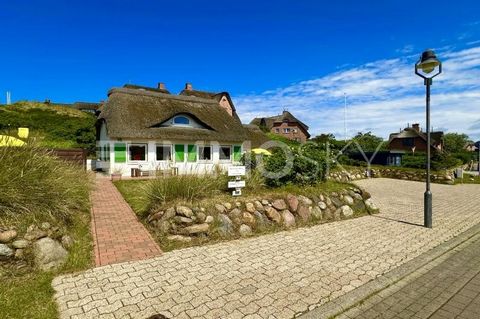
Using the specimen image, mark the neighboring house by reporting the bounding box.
[250,110,310,143]
[96,83,264,176]
[388,123,444,155]
[464,142,479,152]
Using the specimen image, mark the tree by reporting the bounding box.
[348,132,386,152]
[443,133,470,154]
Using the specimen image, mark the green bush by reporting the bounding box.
[401,152,462,170]
[0,144,91,221]
[260,144,330,187]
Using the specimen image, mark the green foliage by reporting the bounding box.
[346,132,387,153]
[401,152,462,170]
[0,144,91,221]
[261,143,330,187]
[443,132,470,154]
[451,151,474,164]
[265,132,301,148]
[0,102,97,154]
[144,173,229,209]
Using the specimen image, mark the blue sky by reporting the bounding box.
[1,0,479,140]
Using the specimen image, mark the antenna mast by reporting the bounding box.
[344,92,347,142]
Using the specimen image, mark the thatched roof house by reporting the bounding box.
[250,110,310,143]
[96,83,268,176]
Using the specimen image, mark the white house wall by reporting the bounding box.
[101,138,243,176]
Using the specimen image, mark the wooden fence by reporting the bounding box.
[50,148,87,169]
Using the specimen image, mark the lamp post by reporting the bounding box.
[415,49,442,228]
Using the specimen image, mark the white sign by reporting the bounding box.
[228,166,246,177]
[228,180,246,188]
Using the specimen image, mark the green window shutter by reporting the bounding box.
[233,145,242,161]
[187,144,197,162]
[114,143,126,163]
[175,144,185,162]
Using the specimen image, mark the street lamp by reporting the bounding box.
[415,49,442,229]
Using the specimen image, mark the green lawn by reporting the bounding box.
[0,210,93,319]
[455,173,480,184]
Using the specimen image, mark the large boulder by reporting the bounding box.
[318,201,327,210]
[365,199,379,213]
[245,202,256,213]
[215,204,226,213]
[340,205,354,218]
[265,207,282,224]
[0,243,14,257]
[343,195,354,205]
[12,239,30,249]
[0,230,17,243]
[239,224,252,237]
[298,195,313,206]
[176,206,193,217]
[281,210,296,228]
[330,197,343,208]
[253,211,269,227]
[216,214,234,236]
[242,212,256,226]
[286,194,299,212]
[182,223,209,235]
[164,207,176,220]
[173,216,194,225]
[272,199,287,211]
[296,205,311,222]
[33,238,68,271]
[311,206,322,219]
[254,201,265,212]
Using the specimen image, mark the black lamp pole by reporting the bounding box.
[415,49,442,229]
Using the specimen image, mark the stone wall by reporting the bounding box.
[146,187,379,245]
[328,166,454,184]
[0,223,72,275]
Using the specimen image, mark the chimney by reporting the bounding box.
[157,82,166,90]
[185,83,193,91]
[412,123,420,132]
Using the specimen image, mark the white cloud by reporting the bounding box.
[234,45,480,141]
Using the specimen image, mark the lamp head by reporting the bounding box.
[415,49,442,79]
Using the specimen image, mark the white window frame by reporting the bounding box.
[219,145,232,162]
[155,144,172,161]
[284,128,291,133]
[172,115,191,126]
[198,145,213,162]
[127,143,148,162]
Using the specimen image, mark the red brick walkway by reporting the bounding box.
[91,177,162,266]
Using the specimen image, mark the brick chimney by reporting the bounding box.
[412,123,420,132]
[185,83,193,91]
[157,82,166,90]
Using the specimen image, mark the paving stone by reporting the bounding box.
[53,179,480,319]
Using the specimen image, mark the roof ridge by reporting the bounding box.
[108,87,221,105]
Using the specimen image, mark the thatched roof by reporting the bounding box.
[243,124,270,148]
[179,89,241,122]
[98,87,248,142]
[388,128,444,146]
[250,111,310,138]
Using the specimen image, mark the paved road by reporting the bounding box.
[337,229,480,319]
[53,179,480,319]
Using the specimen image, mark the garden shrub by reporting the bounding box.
[0,144,91,221]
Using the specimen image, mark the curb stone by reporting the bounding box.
[297,222,480,319]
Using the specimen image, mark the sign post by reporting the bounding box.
[227,166,246,196]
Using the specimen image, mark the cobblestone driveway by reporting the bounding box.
[53,179,480,319]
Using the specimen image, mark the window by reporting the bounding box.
[173,116,190,125]
[402,138,415,147]
[292,128,298,133]
[284,128,291,133]
[156,145,172,161]
[275,128,280,133]
[128,144,147,161]
[219,146,231,161]
[198,145,212,161]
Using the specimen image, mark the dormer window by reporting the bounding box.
[173,116,190,125]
